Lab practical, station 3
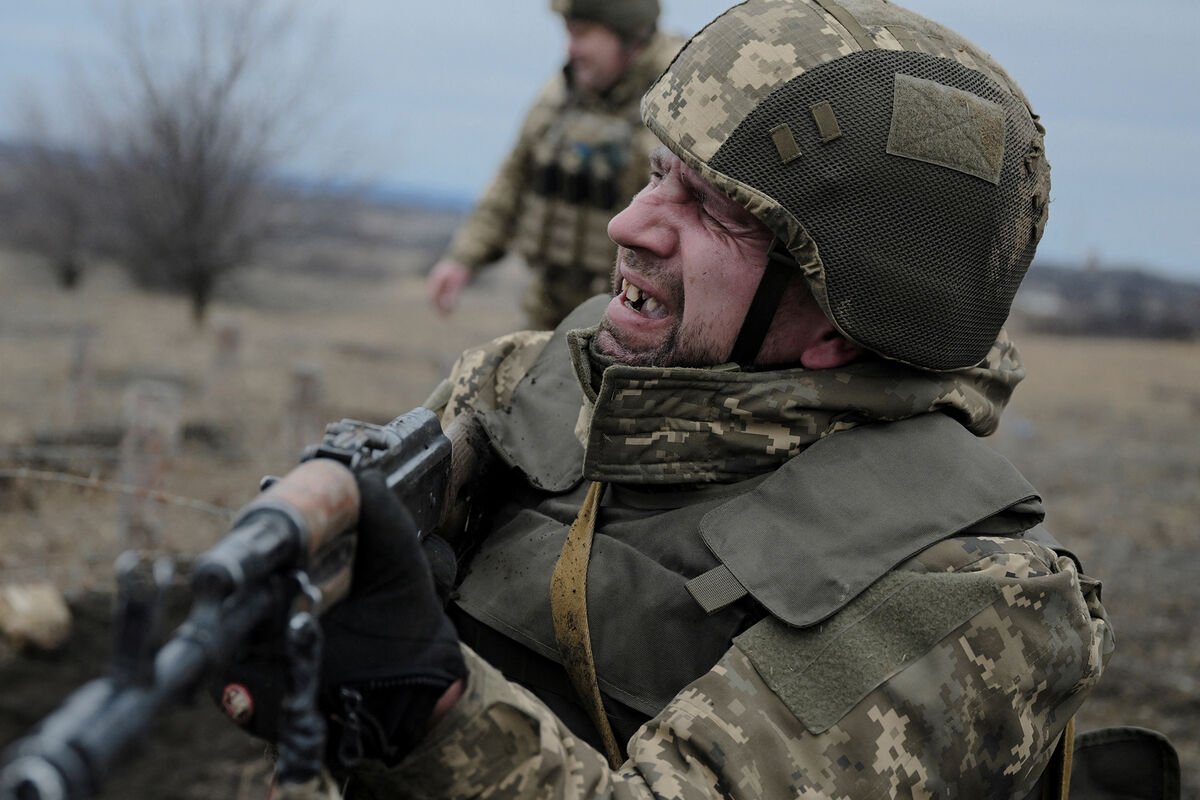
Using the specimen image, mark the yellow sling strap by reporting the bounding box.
[1038,716,1076,800]
[549,480,624,769]
[553,479,1078,784]
[1058,717,1076,800]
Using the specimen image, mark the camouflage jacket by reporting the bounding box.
[349,305,1112,799]
[441,32,681,329]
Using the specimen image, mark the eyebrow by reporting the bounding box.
[649,145,671,173]
[649,145,757,229]
[650,145,710,198]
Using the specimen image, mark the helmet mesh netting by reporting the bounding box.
[709,50,1040,370]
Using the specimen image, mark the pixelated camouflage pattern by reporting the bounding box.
[433,322,1023,485]
[348,535,1110,799]
[443,32,681,329]
[568,326,1023,483]
[639,0,1051,370]
[643,0,1033,164]
[388,285,1104,799]
[644,0,848,163]
[436,330,554,428]
[640,0,1046,236]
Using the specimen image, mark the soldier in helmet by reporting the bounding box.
[426,0,683,330]
[232,1,1122,797]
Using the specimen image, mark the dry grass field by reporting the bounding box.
[0,229,1196,797]
[987,331,1200,795]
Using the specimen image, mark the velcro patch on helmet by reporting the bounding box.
[886,73,1006,185]
[809,100,841,142]
[769,123,802,163]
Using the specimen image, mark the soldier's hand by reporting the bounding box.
[426,260,471,315]
[217,470,466,768]
[318,469,466,767]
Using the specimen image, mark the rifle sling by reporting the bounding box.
[549,480,623,769]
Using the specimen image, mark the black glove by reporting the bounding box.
[216,469,465,768]
[319,469,466,766]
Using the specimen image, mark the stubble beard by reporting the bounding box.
[595,249,725,368]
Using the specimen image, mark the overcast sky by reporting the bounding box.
[2,1,1197,281]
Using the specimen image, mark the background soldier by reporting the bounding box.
[425,0,682,330]
[234,0,1119,796]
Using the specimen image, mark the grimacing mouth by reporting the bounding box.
[619,276,665,316]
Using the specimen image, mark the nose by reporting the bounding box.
[566,33,583,62]
[607,189,676,258]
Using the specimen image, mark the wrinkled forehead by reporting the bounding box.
[647,144,761,225]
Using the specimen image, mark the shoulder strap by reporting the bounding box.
[479,296,607,491]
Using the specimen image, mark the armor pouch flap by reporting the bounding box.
[698,412,1043,627]
[478,297,608,492]
[733,569,1003,733]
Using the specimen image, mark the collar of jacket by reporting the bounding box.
[478,296,1025,491]
[566,325,1025,486]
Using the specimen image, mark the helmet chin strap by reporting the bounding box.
[728,240,796,366]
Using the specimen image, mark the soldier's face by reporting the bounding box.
[596,147,776,367]
[565,20,633,94]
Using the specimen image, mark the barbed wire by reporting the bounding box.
[0,467,235,520]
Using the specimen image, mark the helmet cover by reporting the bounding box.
[551,0,661,42]
[641,0,1050,371]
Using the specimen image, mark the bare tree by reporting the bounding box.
[6,108,96,289]
[92,0,330,324]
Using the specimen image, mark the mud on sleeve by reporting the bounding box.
[436,331,553,426]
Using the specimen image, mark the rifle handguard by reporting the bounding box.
[0,407,489,800]
[192,459,360,611]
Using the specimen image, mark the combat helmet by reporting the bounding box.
[551,0,660,44]
[641,0,1051,371]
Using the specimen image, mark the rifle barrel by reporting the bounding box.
[0,582,281,800]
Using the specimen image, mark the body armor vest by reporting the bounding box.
[512,98,643,286]
[452,304,1045,753]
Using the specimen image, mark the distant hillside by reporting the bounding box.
[0,140,467,282]
[1015,262,1200,340]
[4,138,1198,339]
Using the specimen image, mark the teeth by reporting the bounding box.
[621,276,661,314]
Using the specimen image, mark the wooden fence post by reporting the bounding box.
[64,328,96,428]
[282,362,324,459]
[116,380,182,552]
[212,317,242,372]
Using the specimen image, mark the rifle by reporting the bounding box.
[0,408,489,800]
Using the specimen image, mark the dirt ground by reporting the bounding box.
[0,237,1196,797]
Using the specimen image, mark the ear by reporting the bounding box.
[799,328,861,370]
